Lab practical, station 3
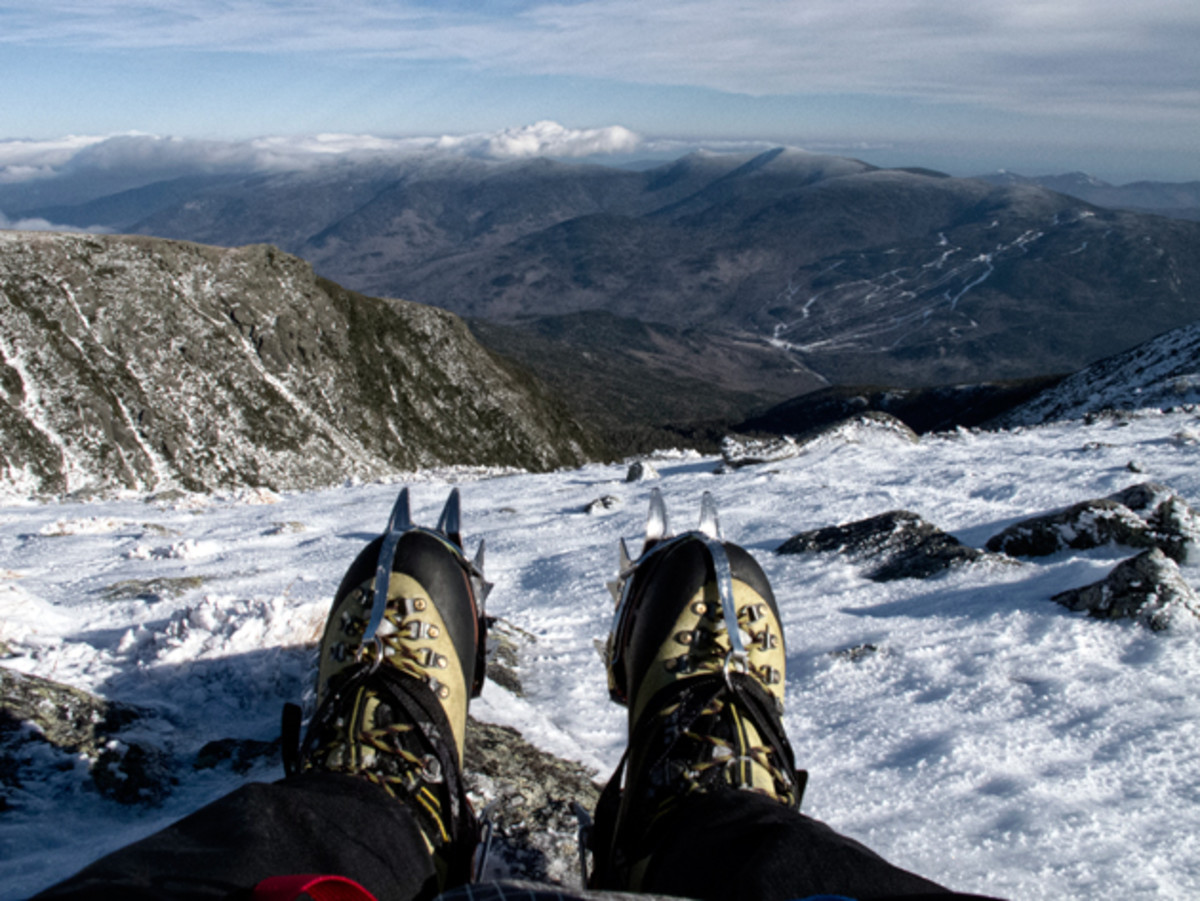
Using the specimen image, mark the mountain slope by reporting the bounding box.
[19,148,1200,390]
[993,319,1200,427]
[976,171,1200,221]
[470,311,827,455]
[0,232,596,496]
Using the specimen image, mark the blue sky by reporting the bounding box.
[0,0,1198,183]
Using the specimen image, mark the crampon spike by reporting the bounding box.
[438,488,462,548]
[472,537,486,578]
[606,580,623,604]
[471,538,493,608]
[644,488,669,552]
[364,488,414,645]
[387,487,412,532]
[699,491,722,540]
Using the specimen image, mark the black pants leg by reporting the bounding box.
[637,790,999,901]
[32,773,438,901]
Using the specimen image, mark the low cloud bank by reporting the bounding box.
[0,211,110,233]
[0,123,644,186]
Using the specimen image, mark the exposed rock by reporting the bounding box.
[485,616,535,697]
[101,575,209,603]
[1112,482,1200,563]
[722,413,918,470]
[585,495,621,514]
[624,460,659,482]
[0,232,597,497]
[0,667,141,761]
[1051,548,1200,630]
[464,718,601,887]
[0,667,157,803]
[720,434,802,470]
[986,482,1199,562]
[987,499,1151,558]
[830,643,881,663]
[778,510,1000,581]
[264,521,307,536]
[92,741,175,805]
[194,737,281,774]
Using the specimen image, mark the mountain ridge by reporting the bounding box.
[0,231,597,497]
[12,147,1200,400]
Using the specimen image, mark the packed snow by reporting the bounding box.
[3,411,1200,900]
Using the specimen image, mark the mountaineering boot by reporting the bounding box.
[591,490,804,890]
[290,488,490,890]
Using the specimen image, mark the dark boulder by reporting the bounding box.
[1051,547,1200,630]
[777,510,1000,581]
[0,667,164,804]
[986,482,1199,562]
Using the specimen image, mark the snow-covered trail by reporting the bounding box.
[2,411,1200,900]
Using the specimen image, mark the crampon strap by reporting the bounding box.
[251,874,377,901]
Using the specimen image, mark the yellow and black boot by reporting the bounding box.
[287,488,490,891]
[591,490,804,890]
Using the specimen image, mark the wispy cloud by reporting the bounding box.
[0,124,644,186]
[2,1,1197,121]
[0,211,110,233]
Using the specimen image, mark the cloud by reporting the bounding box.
[1,1,1197,122]
[0,136,112,183]
[0,211,110,233]
[0,124,645,186]
[437,122,641,158]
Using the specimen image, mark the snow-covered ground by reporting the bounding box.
[3,411,1200,900]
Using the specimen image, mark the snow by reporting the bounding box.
[999,321,1200,427]
[3,414,1200,900]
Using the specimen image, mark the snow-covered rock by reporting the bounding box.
[624,460,659,482]
[986,481,1199,562]
[1052,547,1200,630]
[777,509,1003,581]
[721,413,918,471]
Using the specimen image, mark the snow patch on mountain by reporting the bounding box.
[997,320,1200,426]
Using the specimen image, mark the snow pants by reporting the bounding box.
[32,771,999,901]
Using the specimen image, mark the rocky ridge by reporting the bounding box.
[0,231,596,497]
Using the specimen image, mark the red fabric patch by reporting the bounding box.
[252,874,379,901]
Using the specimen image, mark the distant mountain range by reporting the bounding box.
[974,171,1200,222]
[0,232,594,496]
[6,147,1200,453]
